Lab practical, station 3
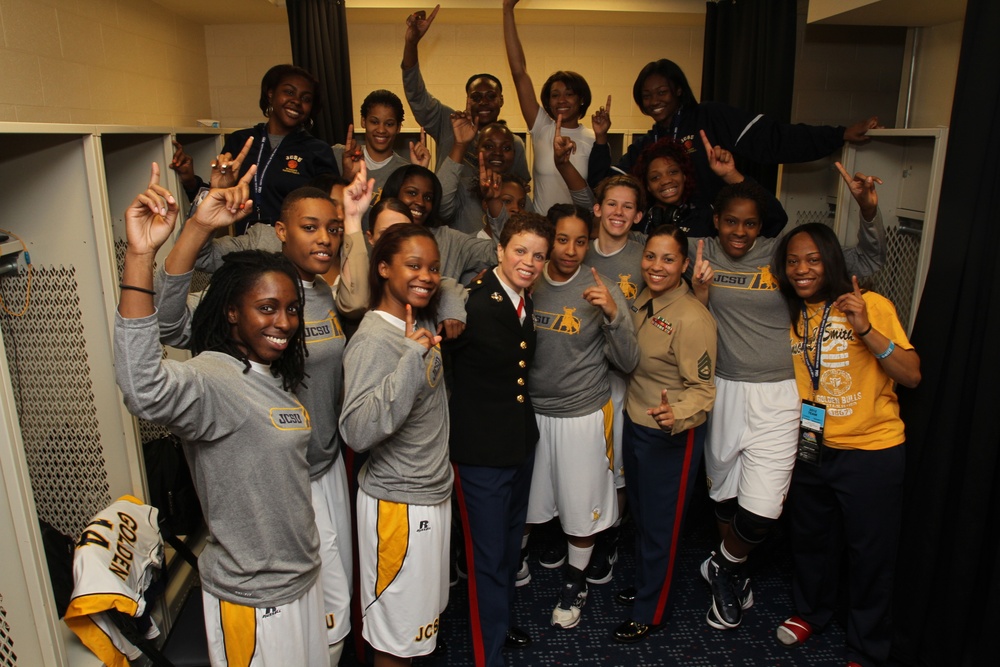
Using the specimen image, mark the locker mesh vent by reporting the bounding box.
[869,225,921,328]
[0,594,16,666]
[793,209,832,228]
[0,265,110,537]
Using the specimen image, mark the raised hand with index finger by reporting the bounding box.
[835,161,882,221]
[592,94,612,141]
[478,151,502,202]
[409,128,431,168]
[193,165,257,232]
[553,114,577,166]
[405,303,443,355]
[699,130,740,184]
[833,275,870,334]
[211,136,254,189]
[647,389,675,432]
[582,267,617,320]
[342,124,362,180]
[125,162,180,256]
[405,5,439,44]
[344,162,376,225]
[690,238,714,305]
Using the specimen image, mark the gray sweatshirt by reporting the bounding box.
[586,238,647,309]
[155,269,348,481]
[339,311,453,505]
[401,62,530,182]
[529,265,640,417]
[694,208,886,382]
[430,224,496,283]
[115,313,320,607]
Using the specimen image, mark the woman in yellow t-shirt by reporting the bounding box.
[772,221,920,667]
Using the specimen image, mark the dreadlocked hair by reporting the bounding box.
[190,250,307,393]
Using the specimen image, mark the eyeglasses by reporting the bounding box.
[469,91,500,103]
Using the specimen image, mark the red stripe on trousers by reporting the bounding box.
[652,428,696,625]
[452,464,487,667]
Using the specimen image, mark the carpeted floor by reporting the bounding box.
[335,484,908,667]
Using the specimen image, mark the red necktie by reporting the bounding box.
[516,296,524,319]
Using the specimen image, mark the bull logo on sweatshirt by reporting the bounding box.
[533,307,580,335]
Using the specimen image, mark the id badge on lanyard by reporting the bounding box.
[797,303,831,465]
[798,399,826,465]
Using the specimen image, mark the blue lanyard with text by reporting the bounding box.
[252,129,281,215]
[802,303,832,393]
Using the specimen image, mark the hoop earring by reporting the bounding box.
[265,104,273,118]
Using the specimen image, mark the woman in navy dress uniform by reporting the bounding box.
[447,212,554,667]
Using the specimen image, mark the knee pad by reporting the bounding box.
[713,497,738,524]
[731,506,775,545]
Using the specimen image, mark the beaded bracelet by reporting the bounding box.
[874,340,895,360]
[120,284,156,296]
[856,323,873,337]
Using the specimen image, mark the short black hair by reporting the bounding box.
[280,186,332,223]
[499,212,555,255]
[307,173,351,195]
[713,180,770,222]
[546,203,594,229]
[465,73,503,94]
[360,89,405,125]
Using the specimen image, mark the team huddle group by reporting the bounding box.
[114,3,921,667]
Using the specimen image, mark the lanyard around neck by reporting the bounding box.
[253,128,282,203]
[802,302,832,393]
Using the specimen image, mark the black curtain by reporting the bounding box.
[286,0,352,145]
[892,1,1000,665]
[701,0,797,193]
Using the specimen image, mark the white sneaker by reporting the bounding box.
[515,556,531,587]
[550,576,588,629]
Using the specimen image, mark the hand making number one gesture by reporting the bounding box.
[700,129,741,184]
[691,239,714,304]
[409,128,431,168]
[833,275,870,335]
[582,267,618,320]
[405,303,442,355]
[648,389,675,432]
[835,161,883,222]
[125,162,180,257]
[405,4,440,44]
[553,114,577,166]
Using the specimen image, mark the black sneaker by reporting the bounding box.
[585,539,618,585]
[700,552,753,609]
[539,541,567,569]
[551,567,588,629]
[705,553,743,629]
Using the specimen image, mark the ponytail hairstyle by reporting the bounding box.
[368,224,441,322]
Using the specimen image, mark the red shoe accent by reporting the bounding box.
[776,615,813,647]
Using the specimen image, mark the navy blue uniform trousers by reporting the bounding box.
[453,454,534,667]
[623,412,706,625]
[788,444,905,667]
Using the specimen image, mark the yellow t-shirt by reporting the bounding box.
[789,291,912,450]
